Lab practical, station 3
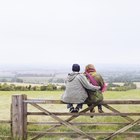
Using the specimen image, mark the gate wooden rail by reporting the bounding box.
[11,94,140,140]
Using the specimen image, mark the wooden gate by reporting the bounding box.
[11,94,140,140]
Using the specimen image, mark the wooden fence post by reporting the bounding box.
[11,94,27,140]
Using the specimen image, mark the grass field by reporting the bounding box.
[0,89,140,140]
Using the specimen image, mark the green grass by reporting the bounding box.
[0,89,140,140]
[105,89,140,99]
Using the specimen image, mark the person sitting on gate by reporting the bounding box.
[61,64,101,113]
[84,64,107,114]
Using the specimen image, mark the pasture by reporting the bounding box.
[0,89,140,140]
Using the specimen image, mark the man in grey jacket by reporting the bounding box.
[61,64,100,113]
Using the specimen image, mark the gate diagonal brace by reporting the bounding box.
[104,117,140,140]
[30,104,97,140]
[30,103,96,140]
[103,104,134,122]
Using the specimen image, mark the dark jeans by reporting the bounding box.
[87,104,102,110]
[98,104,102,110]
[67,103,83,109]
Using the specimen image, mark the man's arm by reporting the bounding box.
[77,74,100,91]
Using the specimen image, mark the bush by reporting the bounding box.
[60,85,66,90]
[0,83,62,91]
[46,84,57,91]
[0,83,13,91]
[32,86,40,91]
[40,86,47,91]
[107,82,137,91]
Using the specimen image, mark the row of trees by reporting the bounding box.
[0,82,136,91]
[107,82,137,91]
[0,78,23,83]
[0,83,66,91]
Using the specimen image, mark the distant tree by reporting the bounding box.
[32,86,40,91]
[124,82,137,89]
[48,78,53,83]
[40,85,47,91]
[46,84,57,91]
[0,83,11,91]
[1,79,8,82]
[60,85,66,90]
[15,86,28,91]
[28,85,32,90]
[16,78,23,83]
[9,84,16,91]
[55,78,65,83]
[11,78,23,83]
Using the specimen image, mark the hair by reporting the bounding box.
[85,64,96,72]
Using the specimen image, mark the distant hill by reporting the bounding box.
[0,64,140,84]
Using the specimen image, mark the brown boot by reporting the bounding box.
[98,108,104,113]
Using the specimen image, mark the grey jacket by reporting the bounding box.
[61,72,100,103]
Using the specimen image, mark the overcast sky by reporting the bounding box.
[0,0,140,67]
